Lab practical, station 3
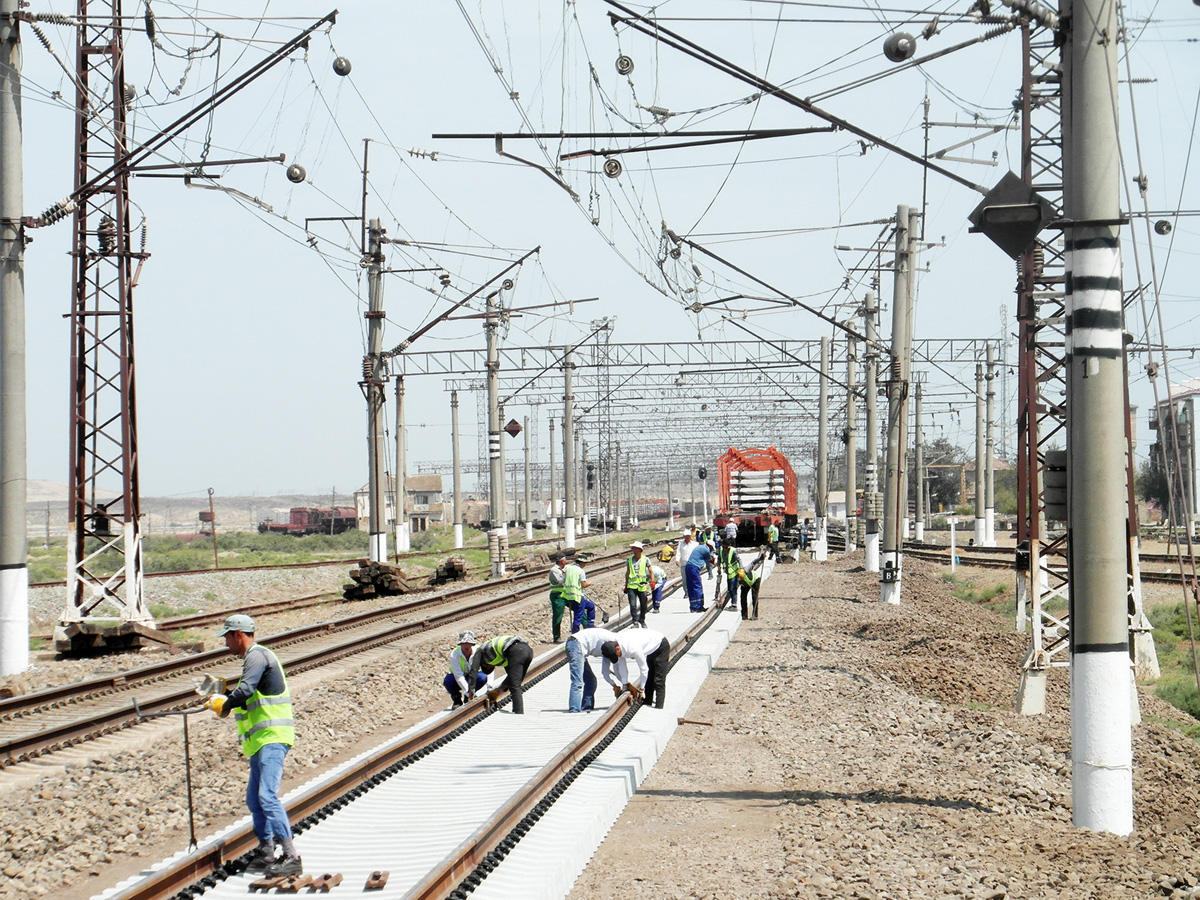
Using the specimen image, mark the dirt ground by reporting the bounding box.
[570,556,1200,900]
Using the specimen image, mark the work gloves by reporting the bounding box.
[612,684,623,698]
[484,689,502,710]
[205,694,228,717]
[625,683,643,702]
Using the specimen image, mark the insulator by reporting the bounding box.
[883,32,916,62]
[332,56,352,77]
[615,54,634,75]
[1154,219,1172,236]
[362,356,373,380]
[501,278,514,291]
[98,217,116,254]
[286,163,306,184]
[33,198,74,228]
[139,222,149,253]
[602,157,622,179]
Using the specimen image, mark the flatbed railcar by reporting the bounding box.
[712,446,798,544]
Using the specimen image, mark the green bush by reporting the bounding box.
[1156,676,1200,721]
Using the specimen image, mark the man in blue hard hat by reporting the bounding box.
[207,613,302,877]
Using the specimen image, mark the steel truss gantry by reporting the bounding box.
[1013,21,1157,713]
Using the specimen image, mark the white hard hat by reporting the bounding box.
[629,541,644,549]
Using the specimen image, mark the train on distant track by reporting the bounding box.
[258,506,358,536]
[712,446,798,543]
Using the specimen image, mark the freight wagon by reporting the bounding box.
[258,506,358,536]
[713,447,798,544]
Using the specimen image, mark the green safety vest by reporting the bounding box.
[484,635,516,667]
[626,556,649,590]
[233,646,295,758]
[548,565,565,600]
[561,564,584,604]
[739,565,762,586]
[720,545,740,576]
[768,525,779,541]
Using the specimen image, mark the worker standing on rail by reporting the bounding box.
[766,522,780,560]
[624,541,652,628]
[443,630,488,708]
[558,553,590,640]
[565,626,621,712]
[466,635,534,714]
[207,614,302,877]
[683,539,713,612]
[675,528,696,571]
[548,553,569,643]
[719,541,741,610]
[601,628,671,709]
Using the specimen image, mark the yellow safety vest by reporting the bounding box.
[484,635,516,667]
[233,646,294,758]
[626,556,649,590]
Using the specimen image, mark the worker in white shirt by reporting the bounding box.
[600,627,671,709]
[564,626,622,712]
[675,529,696,570]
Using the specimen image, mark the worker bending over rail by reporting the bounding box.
[207,614,302,877]
[443,630,488,708]
[602,628,671,710]
[565,626,623,712]
[467,634,534,714]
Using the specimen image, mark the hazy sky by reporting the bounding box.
[16,1,1199,500]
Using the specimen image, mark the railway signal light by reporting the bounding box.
[698,466,707,480]
[586,465,595,489]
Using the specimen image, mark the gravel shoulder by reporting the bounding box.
[569,556,1200,900]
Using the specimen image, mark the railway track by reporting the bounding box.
[93,566,738,900]
[0,544,656,769]
[901,542,1196,585]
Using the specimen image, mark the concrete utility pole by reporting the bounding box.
[486,289,506,575]
[985,342,996,546]
[394,375,410,554]
[498,402,508,527]
[914,383,925,542]
[1062,0,1132,836]
[450,391,463,549]
[880,205,917,605]
[0,0,27,675]
[628,452,637,526]
[562,347,576,548]
[364,219,388,564]
[614,441,624,531]
[974,360,986,547]
[863,291,881,573]
[814,336,830,561]
[575,429,584,533]
[523,416,533,539]
[549,418,559,534]
[576,439,585,535]
[845,332,858,554]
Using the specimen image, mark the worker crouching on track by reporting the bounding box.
[207,614,302,877]
[648,560,666,614]
[444,630,488,708]
[601,627,671,709]
[737,557,764,620]
[466,634,534,714]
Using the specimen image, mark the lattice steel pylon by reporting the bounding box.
[1013,20,1157,713]
[55,1,158,653]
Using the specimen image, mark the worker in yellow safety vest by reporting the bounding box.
[624,541,653,627]
[207,614,301,878]
[466,634,534,714]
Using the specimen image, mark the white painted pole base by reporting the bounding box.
[865,532,880,573]
[565,518,576,549]
[813,538,828,562]
[902,517,910,540]
[550,518,559,535]
[879,551,902,605]
[615,515,623,532]
[914,522,924,542]
[453,523,464,549]
[974,518,986,546]
[984,508,995,546]
[581,516,589,535]
[397,523,411,554]
[0,568,30,676]
[949,520,957,573]
[369,532,387,564]
[1071,650,1133,835]
[1015,574,1028,632]
[525,522,534,540]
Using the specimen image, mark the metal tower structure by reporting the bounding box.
[56,1,156,652]
[1014,18,1157,711]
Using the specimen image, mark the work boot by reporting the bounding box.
[244,844,276,874]
[265,855,303,877]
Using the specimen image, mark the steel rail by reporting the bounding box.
[0,547,659,766]
[101,575,687,900]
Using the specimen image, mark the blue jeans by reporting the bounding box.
[443,671,488,705]
[247,742,292,843]
[684,564,705,611]
[566,638,597,712]
[651,582,663,609]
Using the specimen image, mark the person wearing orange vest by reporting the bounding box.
[624,541,654,627]
[207,614,301,877]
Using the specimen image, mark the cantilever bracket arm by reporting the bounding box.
[30,11,337,224]
[494,135,581,201]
